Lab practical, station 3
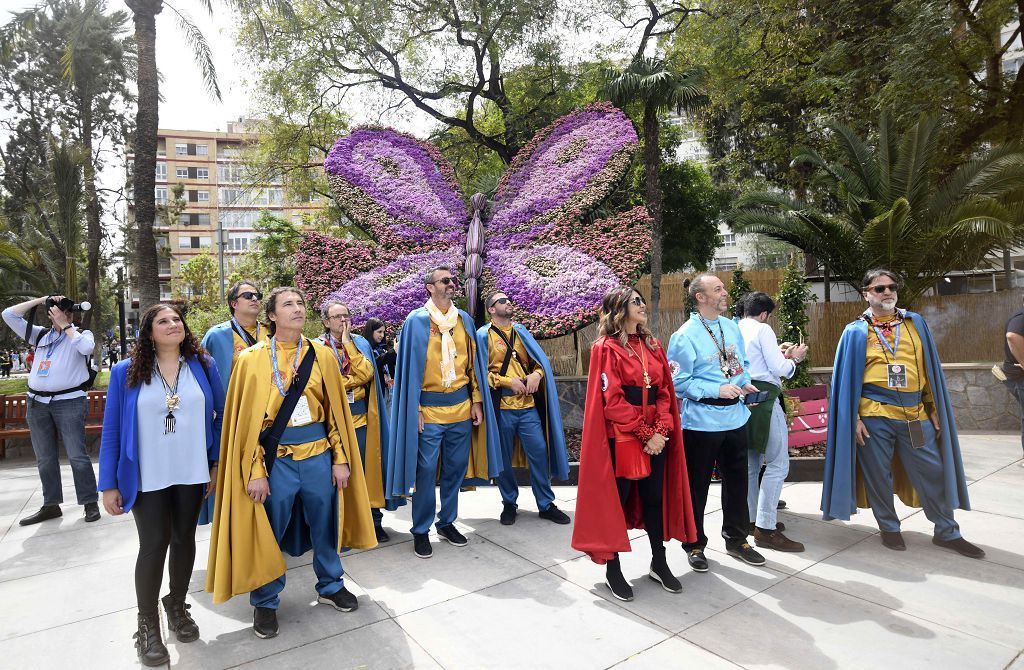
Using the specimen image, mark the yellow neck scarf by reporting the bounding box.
[425,299,461,388]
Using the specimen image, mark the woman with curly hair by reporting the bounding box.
[98,303,224,666]
[571,286,697,602]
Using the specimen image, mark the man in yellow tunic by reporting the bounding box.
[386,266,501,559]
[206,287,376,639]
[317,299,392,542]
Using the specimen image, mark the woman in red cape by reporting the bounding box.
[571,286,697,601]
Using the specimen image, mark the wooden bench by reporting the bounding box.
[0,391,107,459]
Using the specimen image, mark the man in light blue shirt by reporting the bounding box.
[667,274,764,572]
[3,295,99,525]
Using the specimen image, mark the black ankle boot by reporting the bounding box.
[134,613,169,667]
[649,547,682,593]
[605,556,634,601]
[162,594,200,642]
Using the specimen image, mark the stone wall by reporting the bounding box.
[555,364,1021,433]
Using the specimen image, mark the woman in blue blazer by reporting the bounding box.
[99,303,224,667]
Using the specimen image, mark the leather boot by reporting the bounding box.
[133,613,169,667]
[162,594,200,642]
[649,546,682,593]
[605,556,633,601]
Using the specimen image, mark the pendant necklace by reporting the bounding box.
[155,357,184,434]
[698,314,733,378]
[270,336,303,397]
[625,336,652,388]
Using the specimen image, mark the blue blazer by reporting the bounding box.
[98,356,225,512]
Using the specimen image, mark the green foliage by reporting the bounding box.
[50,141,84,299]
[228,212,302,290]
[728,114,1024,304]
[727,266,752,318]
[638,160,721,272]
[172,248,220,311]
[186,303,230,343]
[775,261,816,389]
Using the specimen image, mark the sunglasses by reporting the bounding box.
[433,277,458,286]
[238,291,263,301]
[865,284,898,294]
[630,296,646,306]
[489,297,510,307]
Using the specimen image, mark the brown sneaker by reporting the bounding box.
[753,528,805,553]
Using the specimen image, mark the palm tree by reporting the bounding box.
[603,58,705,335]
[51,141,86,298]
[728,114,1024,304]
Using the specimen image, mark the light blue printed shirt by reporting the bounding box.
[666,313,752,432]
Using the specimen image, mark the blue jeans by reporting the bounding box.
[250,452,343,609]
[747,401,789,530]
[858,416,961,541]
[26,396,97,506]
[411,419,472,535]
[495,407,555,511]
[1003,379,1024,455]
[354,425,383,525]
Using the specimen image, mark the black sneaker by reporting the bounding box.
[413,533,432,558]
[777,500,788,510]
[649,554,682,593]
[437,524,468,547]
[605,558,633,601]
[84,502,101,523]
[727,542,767,566]
[317,586,359,612]
[500,502,517,526]
[538,504,571,525]
[687,549,709,573]
[19,505,61,526]
[375,525,390,543]
[253,607,278,639]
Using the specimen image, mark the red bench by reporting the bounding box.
[0,391,107,459]
[785,384,828,449]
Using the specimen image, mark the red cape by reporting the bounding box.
[571,337,697,564]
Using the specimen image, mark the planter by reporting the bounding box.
[787,455,825,482]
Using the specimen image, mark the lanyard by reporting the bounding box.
[270,336,303,397]
[45,330,66,359]
[325,333,348,373]
[871,322,901,358]
[231,318,259,347]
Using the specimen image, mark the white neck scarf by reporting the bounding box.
[425,299,460,388]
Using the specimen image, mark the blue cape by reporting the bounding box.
[200,321,236,387]
[476,322,570,481]
[352,334,403,511]
[821,310,970,521]
[386,307,501,498]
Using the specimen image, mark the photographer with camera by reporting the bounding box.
[3,294,100,525]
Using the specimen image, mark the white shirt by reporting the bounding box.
[738,317,796,387]
[2,308,95,403]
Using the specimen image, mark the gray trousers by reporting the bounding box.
[26,396,97,506]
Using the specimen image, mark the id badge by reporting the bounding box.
[290,395,313,426]
[36,360,52,377]
[347,390,355,404]
[886,364,907,389]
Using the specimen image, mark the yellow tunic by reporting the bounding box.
[205,338,376,604]
[487,325,543,410]
[232,323,267,360]
[419,321,482,424]
[859,316,935,421]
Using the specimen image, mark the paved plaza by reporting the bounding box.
[0,433,1021,669]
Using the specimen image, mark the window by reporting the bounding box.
[218,164,245,183]
[220,210,260,228]
[268,188,284,206]
[219,188,244,206]
[155,163,167,180]
[155,187,167,204]
[722,233,736,247]
[178,235,211,249]
[714,256,738,271]
[196,168,209,180]
[159,282,172,300]
[178,213,210,226]
[226,232,260,252]
[176,167,188,179]
[175,143,188,155]
[198,236,211,248]
[220,146,241,158]
[195,144,208,155]
[197,190,209,202]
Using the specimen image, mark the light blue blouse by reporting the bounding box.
[136,362,210,492]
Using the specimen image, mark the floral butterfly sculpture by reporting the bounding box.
[295,102,652,339]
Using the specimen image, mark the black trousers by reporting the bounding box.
[131,484,205,616]
[682,427,749,551]
[611,440,667,551]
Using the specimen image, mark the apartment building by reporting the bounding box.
[125,119,326,309]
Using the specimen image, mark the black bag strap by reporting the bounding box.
[231,319,258,347]
[258,344,317,475]
[492,326,519,377]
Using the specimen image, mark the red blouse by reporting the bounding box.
[596,334,674,443]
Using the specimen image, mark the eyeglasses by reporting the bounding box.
[865,284,898,294]
[433,277,458,286]
[328,314,351,320]
[630,296,646,306]
[489,297,510,307]
[238,291,263,301]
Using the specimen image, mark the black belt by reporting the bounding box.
[697,397,739,406]
[28,383,88,398]
[623,384,657,406]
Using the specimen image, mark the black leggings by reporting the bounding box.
[131,484,205,616]
[611,440,667,550]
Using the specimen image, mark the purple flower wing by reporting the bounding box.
[324,127,470,249]
[488,102,639,245]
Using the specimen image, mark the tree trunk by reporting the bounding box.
[643,101,664,338]
[128,0,162,312]
[79,95,102,333]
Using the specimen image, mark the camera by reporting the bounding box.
[45,296,91,312]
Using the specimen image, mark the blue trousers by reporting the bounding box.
[411,419,472,535]
[250,451,344,609]
[26,396,97,506]
[747,401,789,530]
[495,407,555,511]
[354,425,383,525]
[858,416,961,541]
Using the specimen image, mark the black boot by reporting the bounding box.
[649,546,682,593]
[162,594,199,642]
[133,613,169,667]
[604,556,633,601]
